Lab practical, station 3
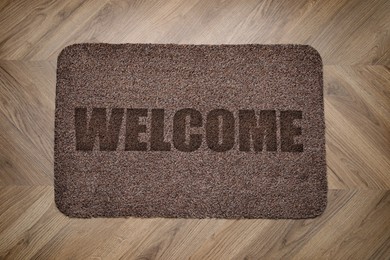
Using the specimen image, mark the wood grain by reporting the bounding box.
[0,0,389,259]
[0,188,389,259]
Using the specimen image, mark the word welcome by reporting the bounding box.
[75,108,303,152]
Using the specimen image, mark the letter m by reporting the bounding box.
[75,107,124,151]
[238,110,277,152]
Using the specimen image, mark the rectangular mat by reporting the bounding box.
[54,44,327,219]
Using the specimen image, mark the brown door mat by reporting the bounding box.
[54,43,327,219]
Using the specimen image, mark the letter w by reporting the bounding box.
[75,108,124,151]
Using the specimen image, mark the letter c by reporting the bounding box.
[173,108,203,152]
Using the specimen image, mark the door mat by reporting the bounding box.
[54,43,327,219]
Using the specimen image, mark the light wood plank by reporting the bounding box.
[0,188,389,259]
[0,0,388,64]
[0,61,55,185]
[324,66,390,189]
[0,0,389,258]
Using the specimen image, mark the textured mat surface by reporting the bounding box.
[55,43,327,219]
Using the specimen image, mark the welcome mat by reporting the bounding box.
[54,43,327,219]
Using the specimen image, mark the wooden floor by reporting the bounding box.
[0,0,389,259]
